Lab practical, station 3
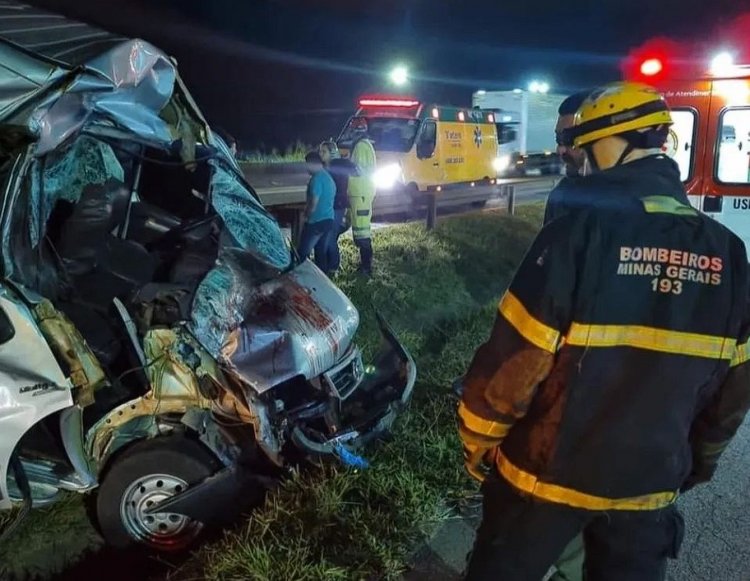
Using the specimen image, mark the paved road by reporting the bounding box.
[668,416,750,581]
[405,416,750,581]
[242,162,557,213]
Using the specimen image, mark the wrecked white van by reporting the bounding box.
[0,2,415,550]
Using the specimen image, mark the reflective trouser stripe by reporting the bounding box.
[352,228,371,239]
[496,452,677,511]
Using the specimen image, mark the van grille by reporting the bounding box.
[324,349,364,400]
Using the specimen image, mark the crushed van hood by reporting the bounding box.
[190,259,359,393]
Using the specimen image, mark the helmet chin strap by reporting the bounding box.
[583,144,599,173]
[587,126,669,172]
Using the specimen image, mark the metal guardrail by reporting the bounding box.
[242,162,557,237]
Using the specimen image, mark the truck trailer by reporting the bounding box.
[473,90,564,176]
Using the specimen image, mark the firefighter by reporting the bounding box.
[541,88,593,581]
[347,136,376,275]
[458,81,750,581]
[542,89,591,225]
[543,87,690,226]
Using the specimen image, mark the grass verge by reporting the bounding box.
[0,205,544,580]
[176,205,544,581]
[239,140,311,164]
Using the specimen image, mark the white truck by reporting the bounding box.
[473,90,565,176]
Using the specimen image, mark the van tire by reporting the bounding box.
[95,436,220,552]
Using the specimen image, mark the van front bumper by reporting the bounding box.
[290,313,416,460]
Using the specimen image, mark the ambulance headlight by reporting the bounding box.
[493,156,511,173]
[372,163,401,189]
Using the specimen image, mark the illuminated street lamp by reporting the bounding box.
[390,64,409,86]
[529,80,550,94]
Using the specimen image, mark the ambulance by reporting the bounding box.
[623,43,750,256]
[335,96,500,195]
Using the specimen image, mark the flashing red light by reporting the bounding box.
[358,98,420,108]
[640,58,663,77]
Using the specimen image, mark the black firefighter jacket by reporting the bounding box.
[459,155,750,511]
[543,155,691,226]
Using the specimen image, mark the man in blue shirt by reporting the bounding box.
[319,140,359,275]
[298,151,336,274]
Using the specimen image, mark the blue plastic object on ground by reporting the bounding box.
[334,443,370,469]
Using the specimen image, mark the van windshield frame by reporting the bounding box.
[337,117,421,153]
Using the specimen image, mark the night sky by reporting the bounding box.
[29,0,750,150]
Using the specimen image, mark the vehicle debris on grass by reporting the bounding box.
[172,206,544,581]
[0,205,544,581]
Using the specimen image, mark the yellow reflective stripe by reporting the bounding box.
[641,195,698,216]
[731,342,750,367]
[498,292,560,353]
[460,426,504,449]
[695,440,729,459]
[566,323,735,360]
[458,401,509,439]
[496,452,677,511]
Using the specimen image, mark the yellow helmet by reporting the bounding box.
[572,82,672,148]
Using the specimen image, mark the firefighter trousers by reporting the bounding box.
[464,473,684,581]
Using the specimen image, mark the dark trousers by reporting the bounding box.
[354,237,373,273]
[298,219,333,274]
[465,474,684,581]
[325,207,348,274]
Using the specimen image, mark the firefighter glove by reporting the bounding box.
[463,443,495,483]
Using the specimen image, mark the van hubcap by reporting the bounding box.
[120,474,202,550]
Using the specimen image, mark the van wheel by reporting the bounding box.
[95,436,220,551]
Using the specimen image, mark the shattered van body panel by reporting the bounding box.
[33,299,108,406]
[192,259,359,392]
[0,289,73,509]
[0,37,179,155]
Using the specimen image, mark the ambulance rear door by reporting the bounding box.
[701,77,750,255]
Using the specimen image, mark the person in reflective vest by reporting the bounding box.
[347,137,376,275]
[458,81,750,581]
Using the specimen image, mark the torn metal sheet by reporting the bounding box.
[33,39,177,155]
[191,259,359,393]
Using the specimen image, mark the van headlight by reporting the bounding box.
[372,163,402,189]
[493,156,511,173]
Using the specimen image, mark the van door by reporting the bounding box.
[706,101,750,254]
[414,120,443,189]
[661,82,711,200]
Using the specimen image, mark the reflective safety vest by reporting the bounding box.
[459,167,750,511]
[348,138,377,240]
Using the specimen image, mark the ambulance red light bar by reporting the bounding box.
[358,98,420,107]
[640,58,663,77]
